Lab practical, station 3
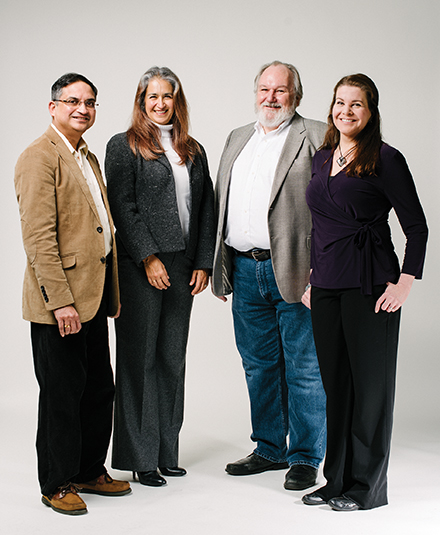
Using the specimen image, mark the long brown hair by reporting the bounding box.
[127,66,200,163]
[321,73,382,177]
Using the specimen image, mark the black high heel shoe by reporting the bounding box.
[133,470,167,487]
[159,466,187,477]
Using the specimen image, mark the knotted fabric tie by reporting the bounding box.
[354,223,383,295]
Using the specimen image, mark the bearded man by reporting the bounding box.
[212,61,327,491]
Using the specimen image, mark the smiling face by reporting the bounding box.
[48,81,96,148]
[144,77,175,125]
[255,64,296,132]
[332,85,372,142]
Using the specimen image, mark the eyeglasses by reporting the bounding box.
[53,98,99,109]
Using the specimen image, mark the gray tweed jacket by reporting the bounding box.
[105,132,215,270]
[212,113,326,303]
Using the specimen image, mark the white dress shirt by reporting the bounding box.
[51,124,112,255]
[225,119,292,252]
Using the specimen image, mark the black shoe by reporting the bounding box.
[302,491,327,506]
[328,496,359,512]
[159,467,187,477]
[133,470,167,487]
[225,453,288,476]
[284,465,317,490]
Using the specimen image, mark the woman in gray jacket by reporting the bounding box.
[105,67,215,487]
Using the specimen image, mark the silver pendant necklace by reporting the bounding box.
[336,144,356,167]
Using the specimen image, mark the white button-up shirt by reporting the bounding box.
[225,119,292,252]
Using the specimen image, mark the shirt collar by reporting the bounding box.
[51,123,88,156]
[254,116,293,137]
[157,123,173,138]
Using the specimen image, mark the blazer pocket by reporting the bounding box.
[61,255,76,269]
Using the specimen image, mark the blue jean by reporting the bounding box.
[231,254,326,467]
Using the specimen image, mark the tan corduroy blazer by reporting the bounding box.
[14,126,119,324]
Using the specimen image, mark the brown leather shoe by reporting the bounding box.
[78,472,132,496]
[42,484,88,515]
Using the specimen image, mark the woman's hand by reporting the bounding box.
[190,269,209,295]
[374,273,415,313]
[143,255,170,290]
[110,303,122,319]
[301,285,312,310]
[301,270,312,310]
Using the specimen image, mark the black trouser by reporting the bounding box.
[31,281,114,496]
[311,285,401,510]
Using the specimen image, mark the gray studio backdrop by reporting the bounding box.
[1,0,439,448]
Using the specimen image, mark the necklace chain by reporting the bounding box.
[336,144,356,167]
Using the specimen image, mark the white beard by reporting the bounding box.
[256,102,296,130]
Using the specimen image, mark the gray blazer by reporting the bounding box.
[212,113,326,303]
[105,132,215,271]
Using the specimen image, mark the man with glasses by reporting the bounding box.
[14,73,131,515]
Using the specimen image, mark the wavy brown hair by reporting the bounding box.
[321,73,382,177]
[127,66,200,163]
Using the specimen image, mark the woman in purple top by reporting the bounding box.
[301,74,428,511]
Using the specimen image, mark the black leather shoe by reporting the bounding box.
[284,465,317,490]
[133,471,167,487]
[159,467,187,477]
[302,491,327,506]
[225,453,288,475]
[328,496,359,511]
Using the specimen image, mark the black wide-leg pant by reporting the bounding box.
[111,250,194,472]
[311,285,401,510]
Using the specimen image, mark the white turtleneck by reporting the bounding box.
[158,123,190,241]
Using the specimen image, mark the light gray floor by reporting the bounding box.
[2,297,439,534]
[1,404,439,535]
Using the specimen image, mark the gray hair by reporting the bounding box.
[137,66,180,98]
[254,61,303,106]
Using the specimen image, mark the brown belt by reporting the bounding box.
[235,249,271,261]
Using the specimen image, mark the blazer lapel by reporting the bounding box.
[186,156,193,175]
[269,114,306,206]
[157,153,172,172]
[46,127,101,221]
[221,124,255,198]
[87,153,114,224]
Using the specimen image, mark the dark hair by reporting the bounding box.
[51,73,98,100]
[321,73,382,177]
[254,60,303,107]
[127,66,199,163]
